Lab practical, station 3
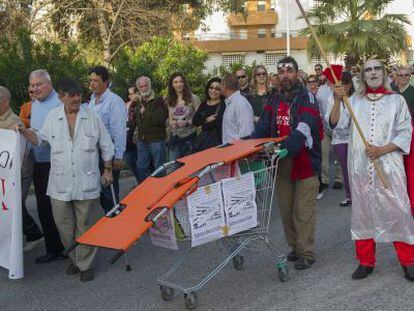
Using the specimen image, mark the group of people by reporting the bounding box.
[0,54,413,283]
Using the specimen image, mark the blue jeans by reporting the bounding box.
[123,145,139,183]
[169,133,197,161]
[136,139,166,183]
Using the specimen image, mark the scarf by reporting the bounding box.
[366,86,394,95]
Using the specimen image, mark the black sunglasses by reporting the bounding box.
[237,75,246,79]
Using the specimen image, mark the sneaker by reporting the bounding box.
[402,265,414,282]
[66,264,80,275]
[333,182,343,189]
[80,269,95,282]
[294,257,315,270]
[24,237,44,253]
[316,192,324,200]
[339,199,352,207]
[287,251,299,262]
[351,265,374,280]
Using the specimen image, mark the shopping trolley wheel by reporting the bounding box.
[184,291,198,310]
[232,255,244,271]
[277,263,289,282]
[160,285,174,301]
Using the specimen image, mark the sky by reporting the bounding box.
[196,0,414,45]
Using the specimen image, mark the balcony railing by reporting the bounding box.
[190,30,302,41]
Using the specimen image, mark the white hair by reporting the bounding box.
[29,69,52,83]
[0,86,11,103]
[136,76,152,89]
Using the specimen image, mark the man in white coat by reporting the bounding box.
[19,78,114,282]
[329,59,414,282]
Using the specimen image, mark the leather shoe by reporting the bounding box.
[287,251,299,262]
[80,269,95,282]
[402,265,414,282]
[35,252,67,264]
[66,264,80,275]
[351,265,374,280]
[294,257,315,270]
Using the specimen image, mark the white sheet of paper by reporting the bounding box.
[221,172,258,235]
[149,208,178,250]
[187,182,226,247]
[174,199,191,238]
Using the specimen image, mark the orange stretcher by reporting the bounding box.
[68,138,283,262]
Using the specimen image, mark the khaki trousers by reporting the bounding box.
[276,158,319,259]
[51,198,101,271]
[321,131,343,184]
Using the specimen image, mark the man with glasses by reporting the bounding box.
[235,69,250,97]
[252,56,322,270]
[393,66,414,117]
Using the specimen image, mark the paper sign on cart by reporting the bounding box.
[150,208,178,250]
[173,199,191,239]
[187,182,226,247]
[221,172,258,235]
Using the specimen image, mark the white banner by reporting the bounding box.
[0,129,24,279]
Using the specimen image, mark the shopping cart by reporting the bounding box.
[154,146,287,309]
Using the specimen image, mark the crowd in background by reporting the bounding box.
[1,57,414,282]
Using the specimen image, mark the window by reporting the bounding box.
[239,29,247,39]
[257,0,266,11]
[222,54,245,67]
[258,28,266,38]
[265,52,287,66]
[271,26,276,38]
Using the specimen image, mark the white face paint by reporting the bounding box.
[363,60,384,89]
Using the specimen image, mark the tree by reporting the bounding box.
[111,36,208,99]
[25,0,245,65]
[301,0,409,66]
[0,29,91,110]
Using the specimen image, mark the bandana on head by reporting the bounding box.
[322,65,343,84]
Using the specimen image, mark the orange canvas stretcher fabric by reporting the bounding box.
[77,138,283,252]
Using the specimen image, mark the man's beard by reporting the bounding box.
[281,79,295,92]
[140,89,152,97]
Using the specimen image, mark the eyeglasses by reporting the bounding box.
[398,74,410,78]
[237,75,246,79]
[308,80,318,83]
[209,86,221,91]
[315,67,322,71]
[255,72,267,77]
[278,63,295,70]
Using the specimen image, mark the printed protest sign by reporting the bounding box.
[221,172,258,235]
[187,182,226,247]
[0,130,24,279]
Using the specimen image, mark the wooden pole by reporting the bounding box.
[294,0,389,188]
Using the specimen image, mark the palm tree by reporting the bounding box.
[301,0,409,66]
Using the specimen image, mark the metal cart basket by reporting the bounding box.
[155,149,287,309]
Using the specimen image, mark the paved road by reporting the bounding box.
[0,176,413,311]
